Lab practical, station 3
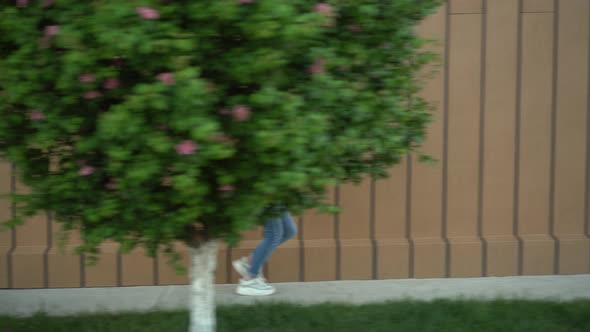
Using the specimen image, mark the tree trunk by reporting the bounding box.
[189,240,218,332]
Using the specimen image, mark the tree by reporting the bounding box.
[0,1,440,331]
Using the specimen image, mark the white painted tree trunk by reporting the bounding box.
[189,240,218,332]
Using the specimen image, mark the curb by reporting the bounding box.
[1,275,589,317]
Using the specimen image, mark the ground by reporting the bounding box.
[1,299,589,332]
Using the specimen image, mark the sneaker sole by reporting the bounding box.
[232,260,250,279]
[235,286,276,296]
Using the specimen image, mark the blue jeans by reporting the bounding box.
[248,210,297,277]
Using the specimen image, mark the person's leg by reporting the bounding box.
[234,210,297,279]
[279,211,297,245]
[234,210,295,296]
[247,215,284,278]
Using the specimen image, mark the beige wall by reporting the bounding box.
[1,0,589,288]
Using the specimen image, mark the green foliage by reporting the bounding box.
[0,0,440,263]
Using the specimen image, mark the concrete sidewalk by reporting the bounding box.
[1,275,589,317]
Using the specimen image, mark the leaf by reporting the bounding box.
[418,154,438,166]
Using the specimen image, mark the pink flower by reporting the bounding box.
[136,6,160,20]
[231,105,251,122]
[238,0,255,3]
[79,74,96,83]
[44,25,60,37]
[103,78,120,89]
[175,140,199,155]
[79,166,95,176]
[218,185,235,192]
[29,110,45,121]
[16,0,28,8]
[348,25,361,31]
[83,90,102,99]
[314,3,334,17]
[218,108,231,115]
[157,72,175,86]
[308,57,327,74]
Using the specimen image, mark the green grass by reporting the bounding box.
[1,300,590,332]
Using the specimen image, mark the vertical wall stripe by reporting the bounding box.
[442,0,452,278]
[334,185,341,280]
[406,155,414,278]
[116,252,122,287]
[225,247,231,284]
[297,216,304,282]
[7,163,16,288]
[227,246,233,283]
[369,179,377,280]
[262,228,269,278]
[43,212,52,288]
[584,0,590,264]
[80,254,85,287]
[369,179,379,280]
[153,256,159,285]
[514,0,525,276]
[478,0,489,277]
[549,0,560,274]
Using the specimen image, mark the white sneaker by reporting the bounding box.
[236,277,276,296]
[232,257,251,279]
[232,257,265,279]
